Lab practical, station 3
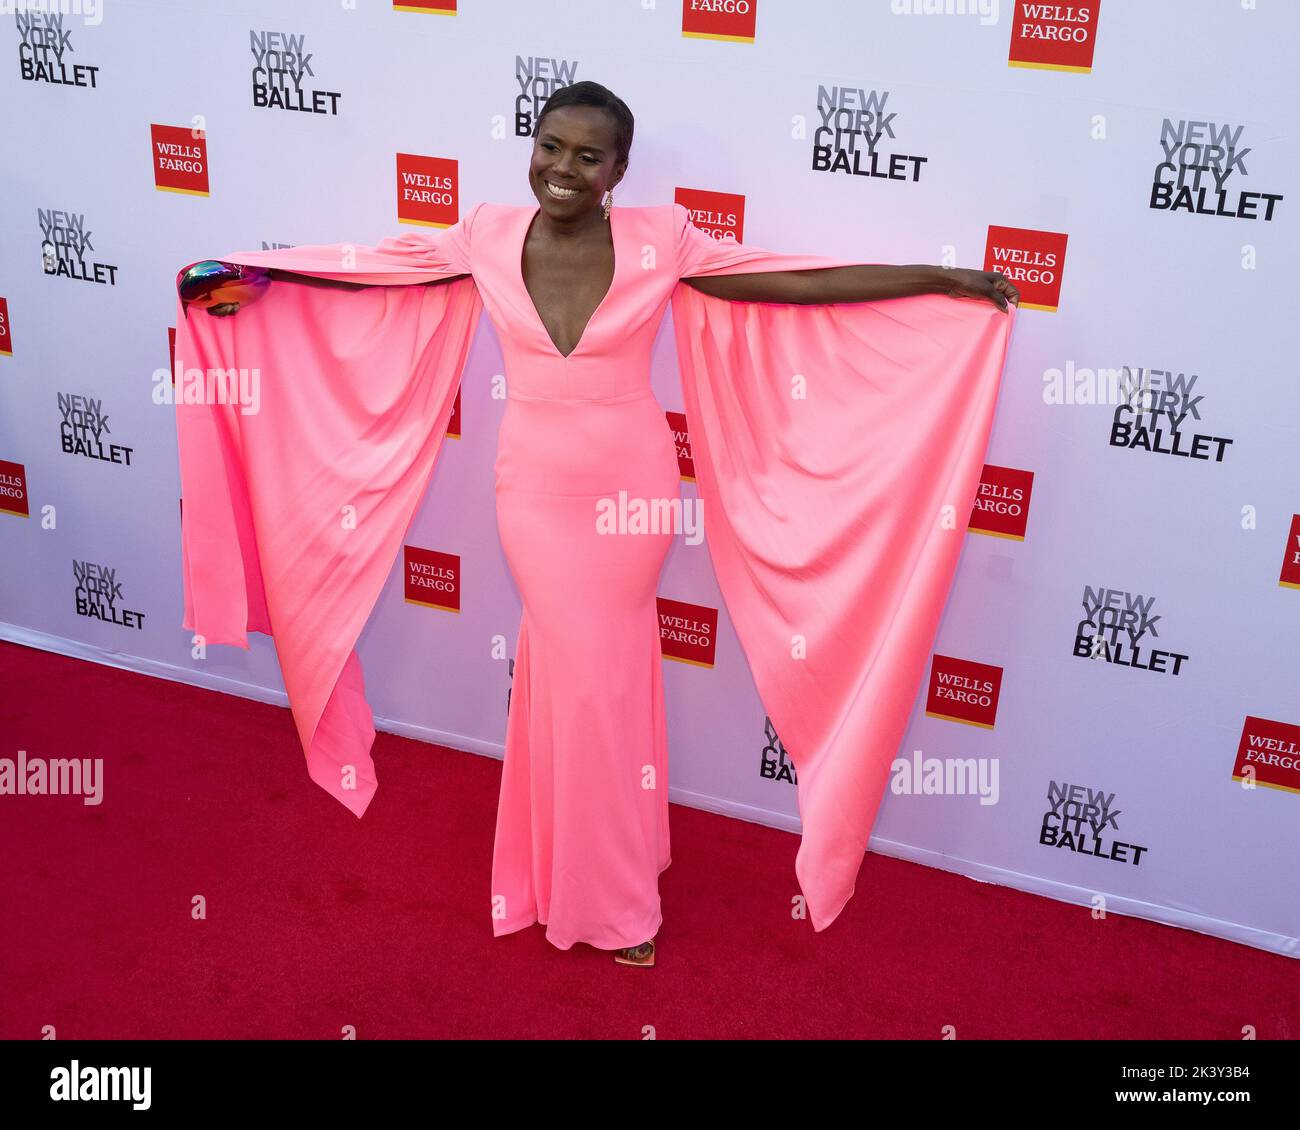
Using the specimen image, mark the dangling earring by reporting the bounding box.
[602,188,613,220]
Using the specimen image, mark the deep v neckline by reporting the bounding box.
[518,203,619,360]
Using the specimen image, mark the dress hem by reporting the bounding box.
[491,856,672,952]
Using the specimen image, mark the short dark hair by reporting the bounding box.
[535,81,634,167]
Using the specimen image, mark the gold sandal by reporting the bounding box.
[613,938,656,967]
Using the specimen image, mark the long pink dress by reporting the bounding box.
[173,201,1017,949]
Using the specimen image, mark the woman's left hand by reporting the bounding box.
[942,268,1020,311]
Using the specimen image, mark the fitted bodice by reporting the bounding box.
[464,203,682,402]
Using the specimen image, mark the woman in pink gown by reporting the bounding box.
[175,82,1018,967]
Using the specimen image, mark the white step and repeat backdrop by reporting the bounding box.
[2,0,1296,957]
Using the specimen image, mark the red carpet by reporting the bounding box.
[1,638,1295,1040]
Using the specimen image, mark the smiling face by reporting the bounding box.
[528,104,627,218]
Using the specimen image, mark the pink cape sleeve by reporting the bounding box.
[667,202,1018,931]
[174,203,485,817]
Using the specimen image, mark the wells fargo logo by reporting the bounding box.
[393,0,457,13]
[682,0,758,44]
[925,654,1002,729]
[666,410,695,481]
[970,464,1033,540]
[0,459,28,518]
[674,188,745,243]
[984,225,1068,312]
[658,597,717,667]
[151,125,209,197]
[396,154,458,227]
[404,545,460,612]
[1008,1,1101,74]
[0,297,12,356]
[447,387,462,439]
[1279,515,1300,590]
[1232,716,1300,796]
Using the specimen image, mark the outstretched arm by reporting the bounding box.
[681,264,1020,311]
[199,266,470,316]
[194,266,370,317]
[265,267,469,290]
[265,267,370,292]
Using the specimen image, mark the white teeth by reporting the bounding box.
[545,181,580,199]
